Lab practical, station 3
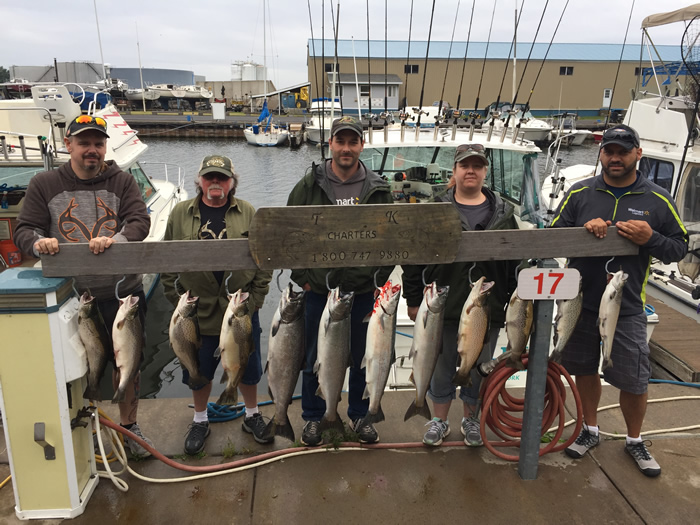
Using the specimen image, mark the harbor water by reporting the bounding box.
[131,137,601,400]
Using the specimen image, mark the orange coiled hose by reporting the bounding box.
[479,355,583,461]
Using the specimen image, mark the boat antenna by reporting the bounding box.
[366,0,372,118]
[455,0,475,112]
[523,0,570,110]
[416,0,437,128]
[474,0,498,112]
[330,1,343,117]
[676,13,700,195]
[437,0,462,119]
[402,0,414,112]
[93,0,107,80]
[502,0,550,132]
[491,1,523,116]
[307,0,324,156]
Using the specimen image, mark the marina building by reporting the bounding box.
[307,40,683,116]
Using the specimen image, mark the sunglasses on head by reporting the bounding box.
[456,144,485,153]
[74,115,107,128]
[603,129,638,145]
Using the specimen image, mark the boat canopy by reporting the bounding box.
[642,5,700,29]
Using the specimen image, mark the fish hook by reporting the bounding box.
[468,262,477,287]
[71,278,80,298]
[373,269,381,291]
[224,273,232,296]
[325,271,333,292]
[114,275,126,301]
[276,270,284,293]
[174,274,181,294]
[604,256,615,275]
[421,267,429,287]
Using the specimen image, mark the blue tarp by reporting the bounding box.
[257,100,271,132]
[69,91,112,111]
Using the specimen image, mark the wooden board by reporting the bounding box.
[248,203,462,270]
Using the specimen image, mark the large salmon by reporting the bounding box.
[360,280,402,426]
[315,287,354,434]
[550,282,583,364]
[78,292,110,401]
[169,290,207,389]
[404,282,449,421]
[599,270,628,371]
[263,284,306,442]
[216,290,253,406]
[112,294,143,404]
[504,288,533,370]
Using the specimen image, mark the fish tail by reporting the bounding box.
[216,388,238,406]
[602,356,613,371]
[319,414,344,434]
[111,386,127,404]
[452,369,471,387]
[403,398,431,422]
[361,405,385,426]
[187,373,209,390]
[275,420,295,442]
[84,384,103,402]
[549,349,562,364]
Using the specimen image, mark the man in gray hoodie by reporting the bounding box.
[14,115,153,456]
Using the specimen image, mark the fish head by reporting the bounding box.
[608,270,629,290]
[425,282,449,313]
[78,291,97,318]
[374,280,402,316]
[177,290,199,318]
[468,276,494,306]
[280,283,306,322]
[229,289,251,317]
[117,294,140,320]
[329,287,355,320]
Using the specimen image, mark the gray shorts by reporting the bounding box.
[560,308,650,395]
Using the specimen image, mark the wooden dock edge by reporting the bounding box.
[649,340,700,383]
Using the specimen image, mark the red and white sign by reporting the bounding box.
[517,268,581,300]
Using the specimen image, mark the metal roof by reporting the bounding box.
[308,40,681,62]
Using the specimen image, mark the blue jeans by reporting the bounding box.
[301,290,373,422]
[182,310,263,390]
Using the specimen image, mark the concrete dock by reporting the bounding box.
[1,383,698,524]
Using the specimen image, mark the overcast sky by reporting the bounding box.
[2,0,696,89]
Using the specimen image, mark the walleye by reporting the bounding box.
[112,294,143,404]
[404,282,449,421]
[453,276,494,387]
[599,270,628,371]
[263,284,307,442]
[78,292,110,401]
[550,282,583,364]
[216,290,254,406]
[169,290,207,389]
[315,287,355,434]
[504,289,534,371]
[360,280,402,427]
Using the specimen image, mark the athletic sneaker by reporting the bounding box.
[625,440,661,477]
[123,422,154,457]
[242,413,274,444]
[423,418,450,447]
[184,421,210,455]
[352,419,379,444]
[565,427,600,459]
[301,420,322,447]
[461,416,483,447]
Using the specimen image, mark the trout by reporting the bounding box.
[112,294,143,404]
[216,290,253,406]
[504,289,533,371]
[599,270,628,371]
[78,292,110,401]
[169,290,207,389]
[550,282,583,364]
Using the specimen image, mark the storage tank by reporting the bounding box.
[231,63,242,81]
[256,65,267,81]
[241,64,256,81]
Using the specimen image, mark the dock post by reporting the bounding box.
[518,258,558,480]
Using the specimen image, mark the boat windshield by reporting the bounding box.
[639,157,674,193]
[0,166,45,189]
[677,164,700,227]
[359,146,545,226]
[127,162,156,203]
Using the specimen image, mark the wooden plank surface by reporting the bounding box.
[40,225,637,277]
[248,203,463,270]
[648,296,700,382]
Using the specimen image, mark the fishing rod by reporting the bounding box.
[602,0,636,129]
[384,0,388,114]
[330,0,343,119]
[474,0,498,113]
[522,0,570,111]
[455,0,475,112]
[491,1,524,120]
[436,0,461,121]
[402,0,414,113]
[415,0,437,128]
[366,0,372,118]
[502,0,550,136]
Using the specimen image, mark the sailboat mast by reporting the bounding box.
[513,3,517,101]
[93,0,107,80]
[136,22,146,112]
[263,0,267,101]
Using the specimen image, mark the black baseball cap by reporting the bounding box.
[66,115,110,138]
[601,124,640,150]
[330,116,363,138]
[454,144,489,165]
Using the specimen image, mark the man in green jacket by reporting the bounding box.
[162,155,272,455]
[286,117,393,446]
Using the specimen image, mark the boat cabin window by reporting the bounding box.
[677,165,700,225]
[0,166,45,189]
[639,157,674,193]
[128,163,155,202]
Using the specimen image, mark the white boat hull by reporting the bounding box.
[243,126,289,146]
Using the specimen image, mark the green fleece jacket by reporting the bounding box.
[161,193,271,335]
[402,186,520,327]
[286,160,394,295]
